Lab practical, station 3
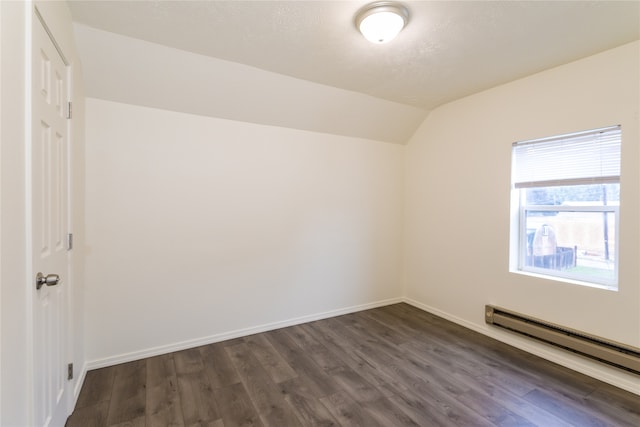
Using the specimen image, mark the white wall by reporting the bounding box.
[84,98,404,365]
[405,41,640,394]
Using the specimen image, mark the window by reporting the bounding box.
[510,125,621,289]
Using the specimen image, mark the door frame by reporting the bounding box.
[0,1,30,425]
[0,3,3,421]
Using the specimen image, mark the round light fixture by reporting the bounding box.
[355,2,409,44]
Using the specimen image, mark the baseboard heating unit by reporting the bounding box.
[485,305,640,375]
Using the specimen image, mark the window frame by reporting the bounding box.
[510,125,621,290]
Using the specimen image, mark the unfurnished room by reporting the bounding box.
[1,1,639,426]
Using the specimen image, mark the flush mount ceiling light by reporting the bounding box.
[355,1,409,44]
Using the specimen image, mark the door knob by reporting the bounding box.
[36,272,60,290]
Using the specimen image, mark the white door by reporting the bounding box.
[32,9,70,427]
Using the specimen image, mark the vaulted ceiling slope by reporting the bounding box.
[73,24,428,144]
[69,1,640,144]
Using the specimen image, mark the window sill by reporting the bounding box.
[510,269,618,292]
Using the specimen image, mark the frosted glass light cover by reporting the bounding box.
[359,11,406,43]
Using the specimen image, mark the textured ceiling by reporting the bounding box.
[68,1,640,111]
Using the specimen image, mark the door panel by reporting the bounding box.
[32,9,69,427]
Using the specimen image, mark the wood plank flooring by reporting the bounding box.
[66,303,640,427]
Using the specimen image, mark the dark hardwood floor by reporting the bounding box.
[66,303,640,427]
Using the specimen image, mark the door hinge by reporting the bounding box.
[67,101,72,119]
[67,233,73,251]
[67,363,74,380]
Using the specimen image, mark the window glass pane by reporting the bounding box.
[525,183,619,205]
[524,205,617,284]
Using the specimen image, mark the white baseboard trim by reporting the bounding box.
[82,296,639,396]
[402,297,640,396]
[86,297,403,371]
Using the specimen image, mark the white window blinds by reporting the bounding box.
[512,125,621,189]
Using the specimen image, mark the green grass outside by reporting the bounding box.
[565,265,615,280]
